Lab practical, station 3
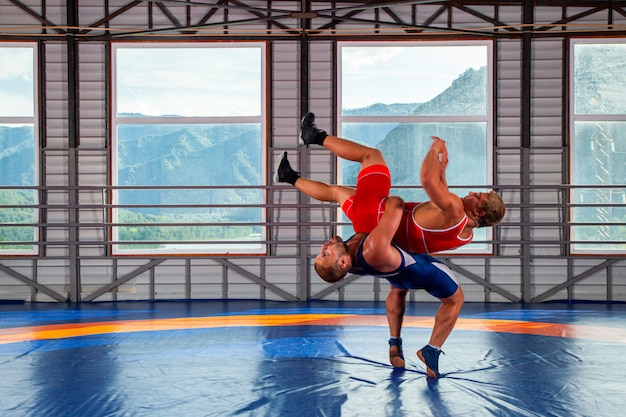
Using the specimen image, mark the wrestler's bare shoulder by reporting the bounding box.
[412,200,465,229]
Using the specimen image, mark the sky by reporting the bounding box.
[1,43,486,118]
[0,47,34,117]
[340,44,488,109]
[115,46,263,117]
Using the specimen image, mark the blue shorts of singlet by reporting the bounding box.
[385,255,459,299]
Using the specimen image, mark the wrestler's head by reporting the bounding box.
[463,190,506,228]
[314,236,352,283]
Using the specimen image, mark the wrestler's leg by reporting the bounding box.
[386,285,407,337]
[294,177,354,205]
[417,286,464,378]
[323,135,387,169]
[429,286,464,348]
[386,286,408,368]
[300,112,386,168]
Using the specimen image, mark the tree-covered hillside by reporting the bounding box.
[0,125,35,186]
[117,123,262,221]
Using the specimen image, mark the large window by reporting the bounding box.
[111,43,266,255]
[0,43,38,255]
[338,41,493,254]
[570,39,626,254]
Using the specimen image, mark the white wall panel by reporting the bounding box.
[496,39,522,149]
[272,41,301,150]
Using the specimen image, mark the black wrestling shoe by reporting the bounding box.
[389,338,405,368]
[273,152,300,185]
[417,345,443,378]
[299,112,328,146]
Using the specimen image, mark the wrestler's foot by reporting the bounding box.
[273,152,300,185]
[299,112,328,146]
[417,345,443,378]
[388,338,405,368]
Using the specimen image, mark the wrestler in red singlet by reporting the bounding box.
[341,164,472,254]
[394,202,471,253]
[341,164,391,234]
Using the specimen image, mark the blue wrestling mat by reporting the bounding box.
[1,300,625,416]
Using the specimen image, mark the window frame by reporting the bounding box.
[0,42,39,256]
[110,41,267,256]
[569,37,626,255]
[337,40,495,255]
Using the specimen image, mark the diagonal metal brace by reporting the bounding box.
[532,259,621,303]
[9,0,66,34]
[83,258,166,302]
[0,264,66,302]
[441,259,521,303]
[213,258,298,301]
[310,274,363,300]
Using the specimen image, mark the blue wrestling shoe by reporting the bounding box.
[417,345,443,378]
[273,152,300,185]
[299,112,327,146]
[388,338,405,368]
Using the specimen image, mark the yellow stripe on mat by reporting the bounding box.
[1,314,625,345]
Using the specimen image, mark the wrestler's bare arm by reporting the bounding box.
[360,196,404,272]
[420,137,464,222]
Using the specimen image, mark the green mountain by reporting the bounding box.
[1,66,488,220]
[0,125,35,186]
[117,124,262,220]
[343,66,489,198]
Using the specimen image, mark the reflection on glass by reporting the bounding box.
[572,121,626,251]
[574,43,626,115]
[341,122,488,191]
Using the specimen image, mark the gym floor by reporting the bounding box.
[1,299,625,416]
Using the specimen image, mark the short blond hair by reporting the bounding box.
[314,260,349,283]
[476,190,506,228]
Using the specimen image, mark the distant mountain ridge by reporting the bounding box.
[342,66,488,196]
[343,103,421,115]
[117,124,261,218]
[1,66,487,213]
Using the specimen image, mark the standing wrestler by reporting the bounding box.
[274,113,505,377]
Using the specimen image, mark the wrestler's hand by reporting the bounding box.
[430,136,448,166]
